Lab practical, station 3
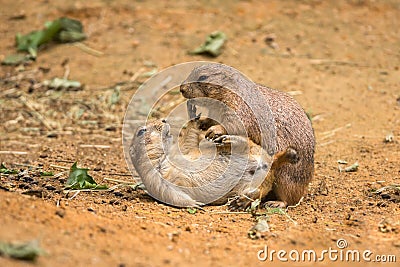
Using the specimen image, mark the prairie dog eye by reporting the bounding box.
[197,75,208,81]
[137,128,146,137]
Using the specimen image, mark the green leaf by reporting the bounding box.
[1,54,33,65]
[187,207,197,214]
[109,87,120,106]
[246,199,261,215]
[264,207,285,215]
[0,163,18,174]
[16,19,62,57]
[141,68,158,78]
[190,31,227,57]
[15,17,86,58]
[43,77,82,90]
[129,182,145,191]
[28,47,37,58]
[66,162,107,190]
[342,162,359,172]
[57,31,86,43]
[0,240,45,261]
[59,17,84,35]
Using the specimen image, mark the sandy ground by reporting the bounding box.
[0,0,399,266]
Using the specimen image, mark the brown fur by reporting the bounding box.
[180,63,315,206]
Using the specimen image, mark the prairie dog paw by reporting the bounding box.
[213,135,231,145]
[285,147,299,164]
[205,125,226,140]
[228,188,260,211]
[228,195,254,211]
[213,135,247,146]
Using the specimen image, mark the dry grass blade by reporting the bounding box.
[104,177,136,184]
[374,184,400,194]
[19,96,53,130]
[79,144,111,149]
[73,42,104,56]
[0,151,28,155]
[50,164,70,170]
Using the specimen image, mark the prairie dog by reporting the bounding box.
[129,118,294,208]
[180,63,315,207]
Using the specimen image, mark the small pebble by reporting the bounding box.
[47,132,58,138]
[55,209,65,218]
[87,207,95,212]
[114,191,124,197]
[105,125,116,131]
[45,185,56,190]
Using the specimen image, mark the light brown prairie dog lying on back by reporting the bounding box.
[129,118,297,208]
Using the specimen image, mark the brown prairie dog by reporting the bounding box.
[180,63,315,207]
[129,118,295,208]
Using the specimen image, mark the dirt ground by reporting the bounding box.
[1,0,399,266]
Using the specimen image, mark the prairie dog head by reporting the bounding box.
[130,120,172,165]
[180,63,253,101]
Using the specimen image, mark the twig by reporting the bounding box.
[69,190,80,199]
[104,177,136,184]
[209,211,250,215]
[53,171,67,178]
[130,67,145,82]
[63,64,70,80]
[63,184,120,194]
[320,123,351,140]
[105,184,121,191]
[318,140,335,147]
[0,88,18,97]
[285,214,297,225]
[353,134,384,139]
[2,70,39,82]
[12,163,42,169]
[107,173,135,177]
[263,51,298,58]
[73,42,104,56]
[311,114,324,122]
[19,96,53,130]
[321,123,351,135]
[79,144,111,149]
[0,151,28,155]
[286,196,304,212]
[152,75,172,92]
[310,59,369,67]
[55,159,75,163]
[228,46,239,56]
[374,184,400,194]
[287,90,303,96]
[153,221,170,227]
[50,164,69,170]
